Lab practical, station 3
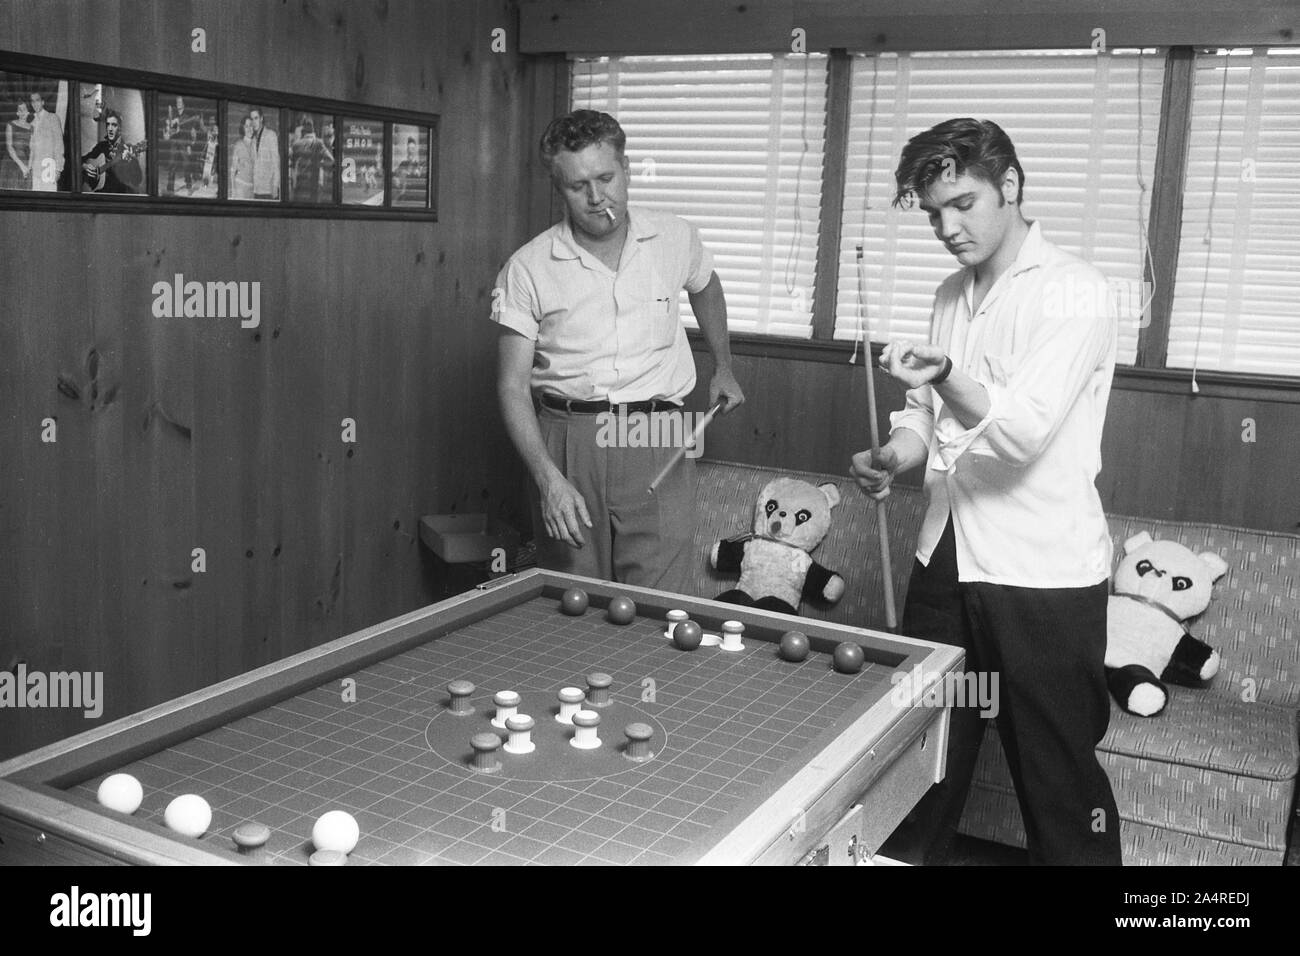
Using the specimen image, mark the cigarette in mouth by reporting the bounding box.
[603,209,617,224]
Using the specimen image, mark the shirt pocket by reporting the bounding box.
[980,349,1026,387]
[619,264,678,348]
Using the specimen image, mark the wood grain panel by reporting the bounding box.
[689,348,1300,533]
[521,0,795,55]
[1,0,561,758]
[519,0,1298,54]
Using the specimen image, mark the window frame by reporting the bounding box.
[577,46,1300,391]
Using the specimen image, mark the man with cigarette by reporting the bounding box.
[852,118,1121,865]
[492,110,744,594]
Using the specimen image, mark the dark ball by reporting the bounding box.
[832,642,865,674]
[606,596,637,625]
[673,620,704,651]
[779,631,810,662]
[560,588,589,616]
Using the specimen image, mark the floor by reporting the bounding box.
[878,820,1028,866]
[880,809,1300,866]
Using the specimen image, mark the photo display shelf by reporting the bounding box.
[0,51,437,220]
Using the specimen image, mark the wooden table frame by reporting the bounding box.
[0,570,963,866]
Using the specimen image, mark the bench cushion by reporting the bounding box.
[1105,685,1299,782]
[964,696,1298,860]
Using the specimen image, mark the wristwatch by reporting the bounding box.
[931,355,954,386]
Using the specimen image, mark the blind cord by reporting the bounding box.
[784,52,812,302]
[1193,52,1233,394]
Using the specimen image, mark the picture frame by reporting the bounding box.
[0,50,437,220]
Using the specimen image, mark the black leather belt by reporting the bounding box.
[540,394,682,414]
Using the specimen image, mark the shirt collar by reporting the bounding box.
[961,220,1047,316]
[1008,220,1048,276]
[550,206,659,263]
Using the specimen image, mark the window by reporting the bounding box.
[1169,48,1300,377]
[836,50,1163,364]
[572,54,827,336]
[569,48,1297,382]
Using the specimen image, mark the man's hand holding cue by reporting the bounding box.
[648,400,724,493]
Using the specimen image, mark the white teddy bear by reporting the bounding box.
[1105,532,1225,717]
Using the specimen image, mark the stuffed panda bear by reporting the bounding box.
[710,477,846,616]
[1105,531,1225,717]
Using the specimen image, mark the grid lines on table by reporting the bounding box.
[70,596,887,865]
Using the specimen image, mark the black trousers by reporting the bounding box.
[889,518,1122,866]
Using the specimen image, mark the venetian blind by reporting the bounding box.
[835,50,1164,366]
[1168,48,1300,378]
[571,54,827,336]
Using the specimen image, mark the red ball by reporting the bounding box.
[673,620,704,651]
[779,631,810,662]
[832,642,865,674]
[560,588,589,616]
[606,596,637,625]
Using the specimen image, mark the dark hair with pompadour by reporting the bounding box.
[539,109,626,171]
[892,118,1024,208]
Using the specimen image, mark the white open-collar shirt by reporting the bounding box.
[890,221,1118,588]
[492,207,714,404]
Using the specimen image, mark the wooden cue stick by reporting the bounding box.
[857,246,898,630]
[647,400,723,493]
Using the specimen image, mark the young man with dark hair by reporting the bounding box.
[493,109,744,594]
[80,108,143,194]
[852,117,1121,865]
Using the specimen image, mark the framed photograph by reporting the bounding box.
[287,110,335,204]
[227,102,280,201]
[157,93,217,199]
[0,71,71,192]
[390,124,430,209]
[340,115,384,206]
[78,83,148,195]
[1,51,436,218]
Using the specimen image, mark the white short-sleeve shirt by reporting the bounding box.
[491,206,715,404]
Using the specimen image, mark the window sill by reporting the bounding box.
[688,330,1300,404]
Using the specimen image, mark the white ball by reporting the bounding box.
[96,773,143,815]
[312,810,360,854]
[164,794,212,838]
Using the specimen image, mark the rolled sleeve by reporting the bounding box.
[490,257,540,341]
[683,222,715,294]
[889,385,936,450]
[941,268,1115,468]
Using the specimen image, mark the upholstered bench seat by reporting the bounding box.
[964,693,1299,864]
[688,458,1300,865]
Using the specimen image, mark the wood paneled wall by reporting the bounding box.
[0,0,562,757]
[520,0,1299,54]
[686,350,1300,535]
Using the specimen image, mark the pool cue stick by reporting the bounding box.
[856,245,897,630]
[647,400,723,494]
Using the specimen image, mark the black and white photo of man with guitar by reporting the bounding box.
[80,108,146,194]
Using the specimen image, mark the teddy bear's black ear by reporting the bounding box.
[818,482,841,509]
